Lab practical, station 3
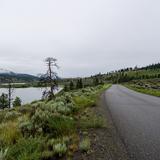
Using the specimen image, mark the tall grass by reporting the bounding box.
[0,121,22,146]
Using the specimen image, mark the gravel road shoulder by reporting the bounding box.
[74,92,129,160]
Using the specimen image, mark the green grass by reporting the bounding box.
[0,121,22,146]
[79,109,104,129]
[73,96,95,108]
[73,84,111,109]
[6,138,43,160]
[124,79,160,97]
[125,85,160,97]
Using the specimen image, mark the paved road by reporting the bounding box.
[104,85,160,160]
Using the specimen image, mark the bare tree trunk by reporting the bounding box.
[8,83,13,108]
[48,60,53,95]
[8,83,11,108]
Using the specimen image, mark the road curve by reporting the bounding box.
[104,85,160,160]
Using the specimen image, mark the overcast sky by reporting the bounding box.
[0,0,160,77]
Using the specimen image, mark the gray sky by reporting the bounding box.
[0,0,160,77]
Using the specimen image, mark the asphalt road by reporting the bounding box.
[104,85,160,160]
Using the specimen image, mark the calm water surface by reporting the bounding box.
[0,87,61,104]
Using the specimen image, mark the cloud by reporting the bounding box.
[0,0,160,77]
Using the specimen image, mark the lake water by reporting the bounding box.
[0,87,62,104]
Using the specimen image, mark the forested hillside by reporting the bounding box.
[59,63,160,90]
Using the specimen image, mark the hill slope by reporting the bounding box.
[0,70,39,83]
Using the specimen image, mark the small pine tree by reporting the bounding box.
[70,81,74,90]
[64,84,68,92]
[13,97,22,107]
[93,77,99,86]
[0,93,8,109]
[79,79,83,88]
[76,79,83,89]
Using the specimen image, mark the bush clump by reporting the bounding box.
[54,143,67,157]
[4,111,21,121]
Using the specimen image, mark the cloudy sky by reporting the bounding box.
[0,0,160,77]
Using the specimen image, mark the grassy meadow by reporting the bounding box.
[0,84,111,160]
[124,78,160,97]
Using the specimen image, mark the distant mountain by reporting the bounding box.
[0,69,39,83]
[0,68,15,74]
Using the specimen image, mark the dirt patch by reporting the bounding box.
[73,92,129,160]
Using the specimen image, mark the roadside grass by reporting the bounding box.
[124,82,160,97]
[78,108,104,129]
[0,84,111,160]
[73,84,111,109]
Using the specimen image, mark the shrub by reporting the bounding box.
[31,102,45,109]
[12,97,22,107]
[45,137,70,158]
[66,102,78,113]
[63,93,73,103]
[46,101,77,115]
[43,103,56,113]
[19,121,35,137]
[47,136,70,148]
[54,143,67,157]
[79,137,91,152]
[56,104,71,115]
[4,111,21,121]
[55,97,65,103]
[81,88,92,93]
[31,109,53,133]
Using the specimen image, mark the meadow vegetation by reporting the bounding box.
[124,78,160,97]
[0,84,111,160]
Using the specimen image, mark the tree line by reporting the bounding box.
[0,59,159,109]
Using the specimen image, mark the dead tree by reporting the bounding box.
[40,57,59,100]
[7,80,14,108]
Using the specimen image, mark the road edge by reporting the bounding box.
[97,90,130,160]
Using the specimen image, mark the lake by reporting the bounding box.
[0,87,62,104]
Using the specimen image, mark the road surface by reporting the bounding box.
[104,85,160,160]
